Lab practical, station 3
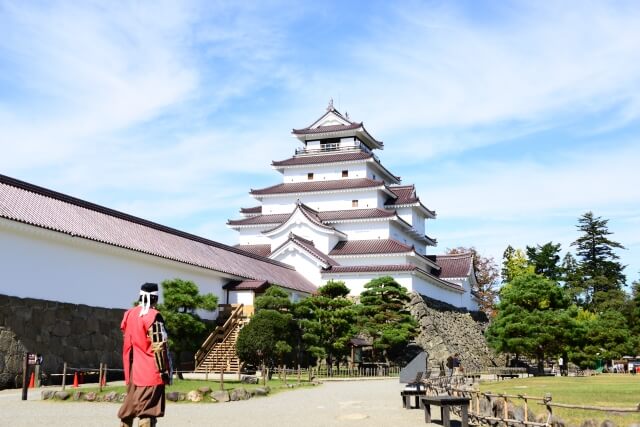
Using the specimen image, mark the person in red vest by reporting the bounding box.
[118,283,170,427]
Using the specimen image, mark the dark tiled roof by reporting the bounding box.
[223,280,268,291]
[228,208,396,227]
[324,264,421,273]
[272,233,339,267]
[329,239,413,256]
[228,213,290,226]
[0,174,316,294]
[240,206,261,214]
[387,185,418,204]
[435,253,474,278]
[272,151,373,167]
[235,244,272,257]
[263,202,338,234]
[318,208,397,221]
[250,178,384,196]
[292,122,363,135]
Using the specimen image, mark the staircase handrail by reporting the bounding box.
[195,304,244,368]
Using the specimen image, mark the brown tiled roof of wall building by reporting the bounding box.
[329,239,413,256]
[0,174,316,294]
[435,253,474,278]
[250,178,385,196]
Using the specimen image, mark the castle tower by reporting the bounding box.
[229,102,478,309]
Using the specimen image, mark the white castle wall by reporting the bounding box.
[0,218,228,317]
[283,164,368,183]
[261,190,380,214]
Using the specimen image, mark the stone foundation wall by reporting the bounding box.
[0,294,124,390]
[408,292,498,373]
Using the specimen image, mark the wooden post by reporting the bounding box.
[21,353,29,401]
[98,363,103,392]
[219,364,224,391]
[61,362,67,391]
[297,363,301,385]
[205,365,209,382]
[503,395,508,423]
[283,364,287,385]
[524,397,528,423]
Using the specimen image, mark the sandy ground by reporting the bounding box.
[0,378,448,427]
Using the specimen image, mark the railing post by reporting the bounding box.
[61,362,67,391]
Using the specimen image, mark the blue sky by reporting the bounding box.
[1,1,639,287]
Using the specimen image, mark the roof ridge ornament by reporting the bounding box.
[327,98,334,111]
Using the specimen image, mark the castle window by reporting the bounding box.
[342,170,348,178]
[352,200,359,207]
[307,173,314,180]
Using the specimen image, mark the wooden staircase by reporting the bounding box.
[194,304,250,373]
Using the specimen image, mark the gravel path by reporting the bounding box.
[0,379,444,426]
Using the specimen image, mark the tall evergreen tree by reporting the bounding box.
[561,252,584,304]
[526,242,562,280]
[358,276,417,363]
[571,212,626,307]
[447,247,500,316]
[295,280,355,373]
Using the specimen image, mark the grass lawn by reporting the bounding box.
[78,377,315,402]
[479,374,640,426]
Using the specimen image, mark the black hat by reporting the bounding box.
[141,282,159,293]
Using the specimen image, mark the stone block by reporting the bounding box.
[211,390,230,402]
[187,390,202,402]
[54,391,71,400]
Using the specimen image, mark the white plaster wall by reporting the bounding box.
[284,164,368,183]
[319,273,414,296]
[260,190,381,214]
[333,255,410,267]
[271,248,323,285]
[268,221,334,254]
[228,290,254,306]
[238,228,271,245]
[333,221,390,240]
[0,220,230,317]
[411,275,464,307]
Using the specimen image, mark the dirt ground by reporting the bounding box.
[0,378,449,426]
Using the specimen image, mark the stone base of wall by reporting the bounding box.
[408,292,499,373]
[0,294,125,390]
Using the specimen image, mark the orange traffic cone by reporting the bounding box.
[100,373,106,387]
[28,372,35,389]
[72,372,79,388]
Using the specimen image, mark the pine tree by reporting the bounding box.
[571,212,626,308]
[526,242,562,280]
[358,276,417,363]
[295,280,355,374]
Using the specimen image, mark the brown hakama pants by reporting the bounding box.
[117,380,165,422]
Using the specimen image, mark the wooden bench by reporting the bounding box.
[496,373,519,380]
[421,395,471,427]
[401,389,426,409]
